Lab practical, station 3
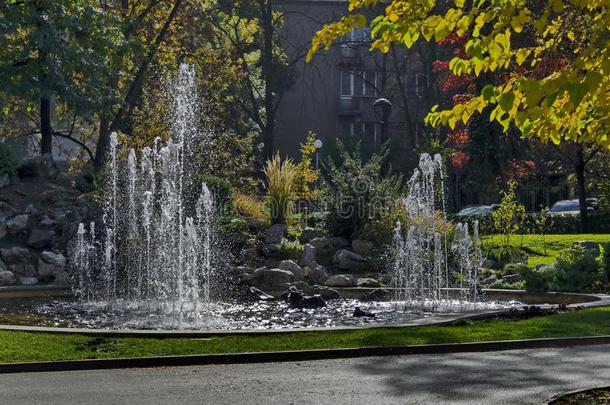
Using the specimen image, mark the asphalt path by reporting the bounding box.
[2,344,610,404]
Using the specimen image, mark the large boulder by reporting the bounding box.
[250,267,294,289]
[0,221,5,240]
[351,240,374,257]
[0,202,16,219]
[357,277,381,288]
[325,274,357,288]
[330,237,349,249]
[299,243,316,268]
[0,246,32,264]
[304,264,328,285]
[26,229,54,249]
[303,285,342,300]
[574,241,601,257]
[18,276,38,286]
[333,249,366,272]
[264,224,287,245]
[282,286,326,309]
[38,251,66,282]
[0,270,16,286]
[8,264,36,277]
[18,154,59,179]
[246,286,275,301]
[6,214,28,236]
[309,237,334,256]
[299,228,325,244]
[278,260,304,282]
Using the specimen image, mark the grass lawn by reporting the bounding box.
[1,306,610,364]
[481,234,610,267]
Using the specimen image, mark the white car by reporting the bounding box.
[549,199,594,216]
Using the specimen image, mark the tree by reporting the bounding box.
[308,0,610,150]
[0,0,115,156]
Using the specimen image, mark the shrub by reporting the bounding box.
[483,246,528,268]
[193,174,234,213]
[491,180,527,247]
[234,192,267,224]
[322,140,404,239]
[523,265,556,292]
[276,239,303,260]
[0,142,18,179]
[602,243,610,280]
[264,153,297,225]
[553,245,602,293]
[499,263,529,278]
[293,132,320,200]
[488,279,526,290]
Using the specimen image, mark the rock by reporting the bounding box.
[261,243,281,257]
[231,265,253,275]
[482,275,497,285]
[357,277,381,288]
[299,228,325,243]
[309,237,334,256]
[359,288,391,302]
[246,286,275,301]
[264,224,288,245]
[0,221,5,239]
[6,214,28,235]
[333,249,366,272]
[250,267,294,289]
[330,237,349,249]
[502,274,522,283]
[0,270,16,286]
[18,276,38,286]
[278,260,304,282]
[303,285,342,300]
[38,251,66,281]
[305,264,328,285]
[0,173,9,189]
[325,274,357,288]
[52,272,70,285]
[39,216,56,229]
[0,258,6,272]
[351,239,374,257]
[353,307,375,318]
[574,241,601,257]
[8,264,36,277]
[282,286,326,309]
[0,246,32,264]
[26,229,54,249]
[0,202,16,219]
[482,258,500,270]
[18,154,59,179]
[242,248,259,265]
[41,251,66,268]
[300,243,316,268]
[24,204,39,215]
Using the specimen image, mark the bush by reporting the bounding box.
[264,153,297,225]
[321,140,404,239]
[276,239,303,260]
[525,211,610,234]
[488,279,526,290]
[602,243,610,280]
[483,246,528,268]
[234,192,267,224]
[193,174,234,213]
[499,263,529,278]
[0,142,18,179]
[523,265,556,292]
[553,245,602,293]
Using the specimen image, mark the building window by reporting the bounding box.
[342,27,372,45]
[340,70,378,97]
[339,120,354,137]
[340,120,379,140]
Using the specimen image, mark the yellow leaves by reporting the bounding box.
[567,31,575,41]
[515,48,530,66]
[307,14,367,62]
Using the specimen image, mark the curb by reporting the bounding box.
[2,335,610,374]
[548,385,610,404]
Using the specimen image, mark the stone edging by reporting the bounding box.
[2,335,610,375]
[548,385,610,404]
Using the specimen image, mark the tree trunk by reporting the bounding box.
[260,0,275,162]
[40,96,53,155]
[575,146,589,233]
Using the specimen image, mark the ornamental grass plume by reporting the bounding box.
[264,153,297,225]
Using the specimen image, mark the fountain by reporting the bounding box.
[71,64,214,326]
[391,153,483,311]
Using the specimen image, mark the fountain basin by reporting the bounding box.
[0,288,606,335]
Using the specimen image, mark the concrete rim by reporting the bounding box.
[548,385,610,404]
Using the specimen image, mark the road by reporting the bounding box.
[1,345,610,404]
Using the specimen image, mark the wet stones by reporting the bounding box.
[325,274,357,288]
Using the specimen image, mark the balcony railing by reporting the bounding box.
[337,96,362,115]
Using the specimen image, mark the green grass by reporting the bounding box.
[481,234,610,267]
[2,307,610,364]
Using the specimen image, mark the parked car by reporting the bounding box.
[456,205,496,217]
[549,199,595,216]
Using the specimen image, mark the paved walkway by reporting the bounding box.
[2,345,610,404]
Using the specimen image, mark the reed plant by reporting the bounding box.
[264,153,297,225]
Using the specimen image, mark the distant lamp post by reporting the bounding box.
[373,98,392,143]
[314,139,323,170]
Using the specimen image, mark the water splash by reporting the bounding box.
[392,153,481,311]
[72,64,214,325]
